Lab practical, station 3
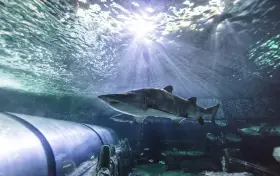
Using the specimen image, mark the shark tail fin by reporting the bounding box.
[206,103,220,125]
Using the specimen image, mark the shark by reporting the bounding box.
[98,85,220,125]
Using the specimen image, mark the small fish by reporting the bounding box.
[238,126,261,136]
[140,153,144,156]
[224,133,242,142]
[259,125,280,137]
[144,148,150,151]
[149,159,154,162]
[206,133,217,141]
[159,161,165,165]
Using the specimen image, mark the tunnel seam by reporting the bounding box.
[82,124,104,145]
[3,112,56,176]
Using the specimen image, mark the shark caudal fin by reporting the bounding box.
[206,103,220,125]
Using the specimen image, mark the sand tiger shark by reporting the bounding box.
[98,85,220,125]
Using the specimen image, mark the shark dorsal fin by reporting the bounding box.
[163,85,173,93]
[188,97,197,105]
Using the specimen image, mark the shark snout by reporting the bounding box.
[97,95,108,101]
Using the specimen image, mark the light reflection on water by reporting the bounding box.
[0,0,279,97]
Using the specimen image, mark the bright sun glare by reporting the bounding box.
[127,18,155,38]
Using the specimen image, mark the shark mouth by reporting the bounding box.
[109,101,120,105]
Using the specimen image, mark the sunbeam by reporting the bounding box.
[127,18,155,38]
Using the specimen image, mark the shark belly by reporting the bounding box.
[146,109,180,120]
[110,104,181,122]
[110,104,146,117]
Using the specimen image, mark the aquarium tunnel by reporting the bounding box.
[0,112,118,176]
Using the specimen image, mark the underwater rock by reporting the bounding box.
[162,149,205,157]
[132,164,166,175]
[163,149,207,171]
[180,159,220,173]
[201,171,253,176]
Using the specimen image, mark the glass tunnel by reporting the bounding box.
[0,0,280,175]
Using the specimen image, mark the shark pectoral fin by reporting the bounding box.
[198,117,204,125]
[188,97,197,105]
[134,116,147,123]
